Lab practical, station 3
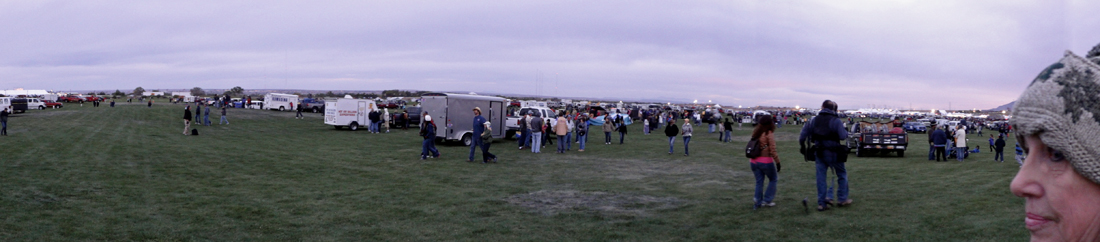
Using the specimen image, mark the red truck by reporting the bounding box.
[61,96,83,102]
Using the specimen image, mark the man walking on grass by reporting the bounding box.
[183,105,192,135]
[799,100,850,211]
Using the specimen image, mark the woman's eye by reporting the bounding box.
[1048,147,1066,162]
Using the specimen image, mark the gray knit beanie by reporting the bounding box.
[1011,44,1100,185]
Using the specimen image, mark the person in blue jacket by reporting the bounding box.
[931,125,949,162]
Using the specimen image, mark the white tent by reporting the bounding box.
[1,89,49,96]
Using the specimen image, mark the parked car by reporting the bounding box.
[44,100,64,108]
[84,96,104,102]
[902,122,927,133]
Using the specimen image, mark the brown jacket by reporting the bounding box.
[760,131,779,162]
[554,117,569,136]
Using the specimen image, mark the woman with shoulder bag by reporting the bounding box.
[751,115,780,209]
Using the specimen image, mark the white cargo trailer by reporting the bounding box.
[323,98,378,131]
[420,93,506,146]
[264,93,299,111]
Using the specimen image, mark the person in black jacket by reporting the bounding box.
[665,119,679,155]
[994,134,1006,162]
[1,107,9,136]
[617,116,627,144]
[722,117,734,142]
[183,106,192,135]
[295,103,304,119]
[368,110,379,133]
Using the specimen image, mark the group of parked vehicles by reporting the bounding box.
[0,97,63,113]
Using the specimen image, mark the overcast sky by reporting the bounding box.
[2,0,1098,110]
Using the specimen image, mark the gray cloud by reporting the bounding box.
[1,0,1097,110]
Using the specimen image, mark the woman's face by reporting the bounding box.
[1010,135,1100,241]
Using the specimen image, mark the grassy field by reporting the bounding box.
[0,103,1027,241]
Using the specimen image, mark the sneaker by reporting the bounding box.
[838,199,854,207]
[762,202,776,207]
[578,149,584,152]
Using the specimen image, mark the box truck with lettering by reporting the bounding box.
[263,93,299,111]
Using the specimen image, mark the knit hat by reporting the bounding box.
[1011,44,1100,185]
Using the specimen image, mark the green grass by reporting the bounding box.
[0,103,1027,241]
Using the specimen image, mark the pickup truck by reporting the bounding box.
[61,96,83,103]
[847,121,908,157]
[301,98,325,113]
[389,106,422,128]
[505,107,558,138]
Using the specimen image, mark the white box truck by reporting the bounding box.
[420,93,506,146]
[324,98,378,131]
[264,93,299,111]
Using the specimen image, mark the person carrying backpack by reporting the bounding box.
[749,115,779,209]
[799,100,850,211]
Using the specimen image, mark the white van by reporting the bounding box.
[324,98,378,131]
[264,93,299,111]
[26,98,46,110]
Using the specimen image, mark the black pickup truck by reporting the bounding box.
[389,106,421,128]
[847,121,909,157]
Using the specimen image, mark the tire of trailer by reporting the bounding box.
[349,122,359,131]
[461,133,472,147]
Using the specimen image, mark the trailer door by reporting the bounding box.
[357,101,368,125]
[490,100,504,137]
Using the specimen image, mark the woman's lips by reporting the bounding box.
[1026,213,1052,230]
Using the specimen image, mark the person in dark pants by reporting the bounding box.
[203,104,211,126]
[402,110,409,130]
[1,107,9,136]
[421,115,440,159]
[295,103,304,119]
[994,134,1006,162]
[480,121,497,163]
[799,100,850,211]
[617,116,627,144]
[148,99,152,108]
[468,107,495,163]
[932,125,948,161]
